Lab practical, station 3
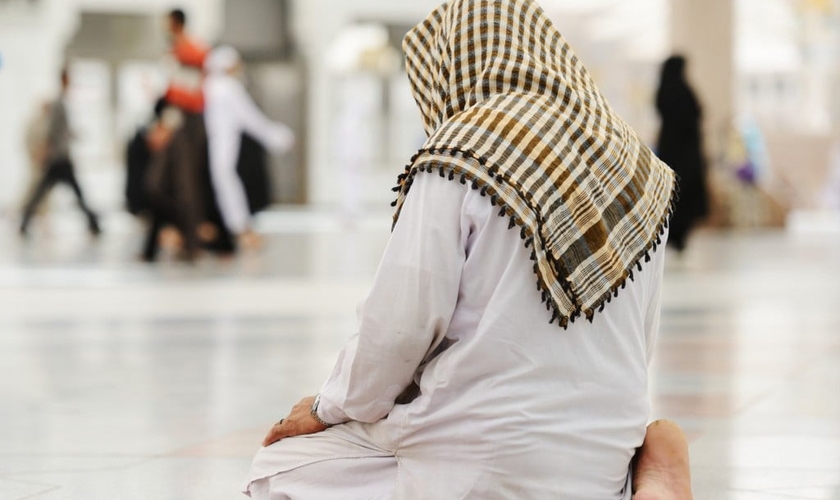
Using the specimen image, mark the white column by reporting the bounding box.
[670,0,734,161]
[291,0,443,207]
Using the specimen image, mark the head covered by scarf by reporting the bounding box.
[393,0,676,327]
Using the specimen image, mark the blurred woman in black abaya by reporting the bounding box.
[656,55,709,252]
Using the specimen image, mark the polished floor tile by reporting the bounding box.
[1,210,839,499]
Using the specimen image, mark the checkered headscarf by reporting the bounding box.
[393,0,676,327]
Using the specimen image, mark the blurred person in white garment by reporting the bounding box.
[203,46,294,249]
[244,1,693,499]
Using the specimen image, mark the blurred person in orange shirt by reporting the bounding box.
[163,8,208,115]
[143,8,237,261]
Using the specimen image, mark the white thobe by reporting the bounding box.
[204,75,294,234]
[245,173,665,499]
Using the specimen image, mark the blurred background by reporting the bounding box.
[0,0,839,223]
[1,1,839,499]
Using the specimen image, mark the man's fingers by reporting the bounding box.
[260,397,321,447]
[262,429,284,446]
[262,420,288,447]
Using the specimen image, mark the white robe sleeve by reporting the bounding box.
[644,241,667,366]
[207,124,251,234]
[317,174,468,424]
[206,77,296,234]
[232,84,295,154]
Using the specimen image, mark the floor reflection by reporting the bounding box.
[1,211,839,499]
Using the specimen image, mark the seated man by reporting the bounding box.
[244,1,692,498]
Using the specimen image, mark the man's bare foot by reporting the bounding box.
[239,230,263,251]
[197,222,219,243]
[159,226,184,251]
[632,420,694,500]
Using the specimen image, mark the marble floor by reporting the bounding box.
[1,209,839,500]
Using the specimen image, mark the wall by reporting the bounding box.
[670,0,734,162]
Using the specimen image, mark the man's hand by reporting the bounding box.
[262,396,328,447]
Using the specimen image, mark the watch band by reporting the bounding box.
[310,394,334,428]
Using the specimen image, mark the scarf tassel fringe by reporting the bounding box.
[390,147,678,330]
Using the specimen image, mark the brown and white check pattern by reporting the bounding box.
[394,0,676,327]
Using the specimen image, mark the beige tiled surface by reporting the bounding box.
[1,212,839,499]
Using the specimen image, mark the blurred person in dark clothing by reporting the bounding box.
[126,97,183,261]
[126,97,174,216]
[139,99,236,262]
[140,8,236,262]
[150,8,210,259]
[142,100,236,262]
[20,69,101,237]
[655,55,709,252]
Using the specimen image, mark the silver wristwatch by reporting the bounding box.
[310,394,334,427]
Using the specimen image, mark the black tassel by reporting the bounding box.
[586,309,595,323]
[390,200,397,207]
[509,217,517,230]
[460,173,467,185]
[471,179,480,190]
[490,195,498,206]
[480,186,489,196]
[499,206,507,217]
[448,170,455,181]
[524,238,533,248]
[391,186,400,192]
[628,270,635,282]
[598,302,606,313]
[645,253,651,263]
[559,316,569,329]
[637,262,643,272]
